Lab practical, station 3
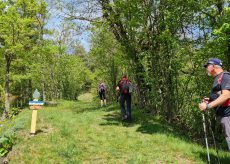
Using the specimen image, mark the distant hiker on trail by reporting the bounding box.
[198,58,230,151]
[98,81,107,107]
[116,74,132,122]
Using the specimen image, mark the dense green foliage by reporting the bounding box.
[87,0,230,145]
[0,0,93,118]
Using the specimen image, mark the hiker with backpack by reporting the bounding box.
[98,81,107,107]
[198,58,230,151]
[116,74,132,122]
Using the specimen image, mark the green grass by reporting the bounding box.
[1,93,230,163]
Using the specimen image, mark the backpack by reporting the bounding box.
[120,78,132,94]
[98,83,105,93]
[216,72,230,107]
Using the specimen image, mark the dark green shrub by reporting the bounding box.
[0,136,14,157]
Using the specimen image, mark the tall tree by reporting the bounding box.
[90,25,124,100]
[0,0,48,119]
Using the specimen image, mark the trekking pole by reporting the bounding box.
[207,112,220,164]
[202,113,211,164]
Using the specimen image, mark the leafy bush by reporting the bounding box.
[0,136,14,157]
[8,108,22,119]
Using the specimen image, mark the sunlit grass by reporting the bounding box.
[78,92,94,102]
[1,94,230,163]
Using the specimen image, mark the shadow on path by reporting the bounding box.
[72,106,99,114]
[198,150,230,164]
[100,112,121,126]
[99,104,230,163]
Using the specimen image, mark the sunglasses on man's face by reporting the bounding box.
[205,63,213,68]
[204,63,214,68]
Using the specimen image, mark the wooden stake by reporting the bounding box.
[30,109,37,135]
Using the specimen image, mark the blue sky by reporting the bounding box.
[45,0,91,52]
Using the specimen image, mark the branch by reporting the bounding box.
[63,14,101,23]
[200,10,216,25]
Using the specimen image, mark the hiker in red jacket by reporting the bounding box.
[116,75,132,122]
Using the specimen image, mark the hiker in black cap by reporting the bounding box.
[199,57,230,151]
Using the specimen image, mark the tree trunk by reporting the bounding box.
[164,71,173,122]
[111,58,117,100]
[100,0,150,108]
[28,79,32,99]
[20,82,23,108]
[42,81,46,102]
[2,59,11,119]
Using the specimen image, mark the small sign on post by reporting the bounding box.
[29,89,44,136]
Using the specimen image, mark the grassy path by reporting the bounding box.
[1,94,230,163]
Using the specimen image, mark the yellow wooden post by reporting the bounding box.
[30,109,37,134]
[29,105,42,135]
